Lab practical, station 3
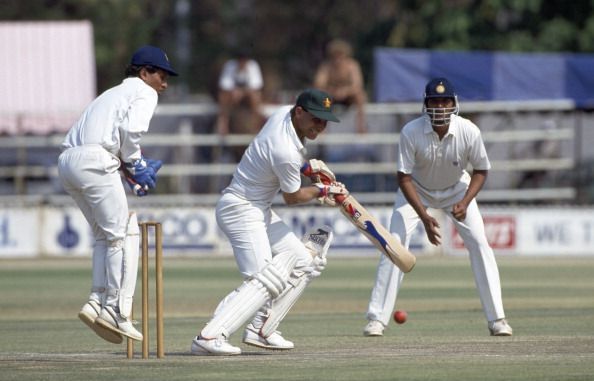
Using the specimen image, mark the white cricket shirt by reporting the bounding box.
[398,114,491,191]
[61,77,158,163]
[224,105,305,203]
[218,59,263,90]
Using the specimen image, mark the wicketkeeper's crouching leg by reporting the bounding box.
[95,212,143,341]
[78,239,125,344]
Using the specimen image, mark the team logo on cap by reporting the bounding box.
[323,97,332,108]
[435,83,446,94]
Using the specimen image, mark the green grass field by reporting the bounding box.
[1,256,593,381]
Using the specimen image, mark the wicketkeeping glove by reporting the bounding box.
[123,157,159,190]
[123,174,148,197]
[145,158,163,173]
[301,159,336,185]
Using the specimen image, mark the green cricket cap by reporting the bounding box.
[296,88,340,122]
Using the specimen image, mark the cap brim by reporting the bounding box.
[425,94,454,99]
[155,64,178,76]
[308,109,340,123]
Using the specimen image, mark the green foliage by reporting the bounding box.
[2,0,594,95]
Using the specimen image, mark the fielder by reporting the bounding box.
[363,78,513,337]
[190,89,348,356]
[58,46,177,344]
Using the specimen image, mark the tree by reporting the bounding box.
[3,0,594,97]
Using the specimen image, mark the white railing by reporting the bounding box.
[0,100,581,203]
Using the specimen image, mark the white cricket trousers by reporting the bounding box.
[366,190,506,326]
[58,145,129,307]
[215,192,312,278]
[214,192,314,330]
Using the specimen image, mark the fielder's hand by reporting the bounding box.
[301,159,336,185]
[314,181,349,206]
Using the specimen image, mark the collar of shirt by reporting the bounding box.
[285,112,307,156]
[122,77,158,98]
[423,115,458,139]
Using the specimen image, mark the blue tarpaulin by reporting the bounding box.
[373,48,594,107]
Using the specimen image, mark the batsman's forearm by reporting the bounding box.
[282,186,322,205]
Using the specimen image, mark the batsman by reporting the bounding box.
[190,89,348,356]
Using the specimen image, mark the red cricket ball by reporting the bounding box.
[393,310,407,324]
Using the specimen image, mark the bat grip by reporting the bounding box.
[334,194,346,203]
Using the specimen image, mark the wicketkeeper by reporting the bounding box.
[58,45,176,344]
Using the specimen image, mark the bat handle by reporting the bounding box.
[334,194,346,203]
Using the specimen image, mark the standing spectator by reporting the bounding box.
[314,38,367,134]
[57,45,176,345]
[363,78,513,338]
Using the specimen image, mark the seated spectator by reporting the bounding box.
[215,49,265,137]
[314,39,367,133]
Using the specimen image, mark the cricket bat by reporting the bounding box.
[335,194,416,273]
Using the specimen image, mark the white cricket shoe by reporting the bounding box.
[78,300,123,344]
[363,320,385,337]
[242,324,294,350]
[95,305,143,341]
[190,335,241,356]
[488,318,513,336]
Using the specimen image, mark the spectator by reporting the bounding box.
[314,39,367,134]
[215,49,265,137]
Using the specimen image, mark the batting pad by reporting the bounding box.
[119,212,140,318]
[260,225,334,337]
[303,225,333,259]
[201,278,270,339]
[201,251,299,339]
[260,274,310,337]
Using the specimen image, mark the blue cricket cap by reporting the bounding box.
[131,45,178,76]
[424,77,456,99]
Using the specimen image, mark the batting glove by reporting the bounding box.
[301,159,336,185]
[314,182,349,206]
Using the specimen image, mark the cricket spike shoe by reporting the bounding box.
[78,300,123,344]
[242,324,294,350]
[488,319,513,336]
[95,305,143,341]
[363,320,385,337]
[190,335,241,356]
